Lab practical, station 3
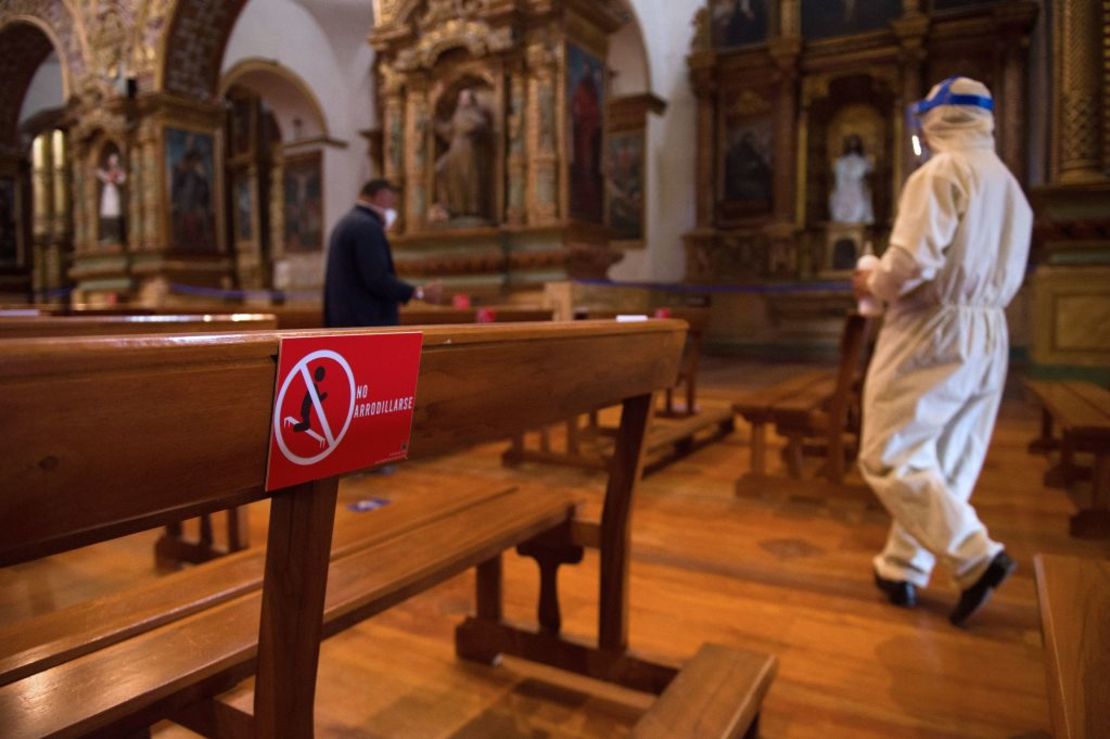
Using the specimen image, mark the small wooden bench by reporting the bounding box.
[1033,554,1110,738]
[733,314,871,485]
[0,321,775,738]
[1023,380,1110,539]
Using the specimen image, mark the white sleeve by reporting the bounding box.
[868,161,966,303]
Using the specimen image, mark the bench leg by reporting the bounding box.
[1028,409,1058,455]
[750,420,767,476]
[783,433,805,479]
[254,477,339,738]
[502,433,525,467]
[1070,453,1110,540]
[226,506,250,552]
[599,394,653,652]
[518,534,584,636]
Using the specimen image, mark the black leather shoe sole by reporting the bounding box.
[950,551,1016,627]
[874,570,918,608]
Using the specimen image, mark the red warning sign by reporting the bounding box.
[265,332,423,491]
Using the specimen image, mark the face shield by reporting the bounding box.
[906,76,994,164]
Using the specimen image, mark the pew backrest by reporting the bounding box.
[0,320,685,566]
[0,313,279,339]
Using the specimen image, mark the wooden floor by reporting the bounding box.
[3,358,1108,738]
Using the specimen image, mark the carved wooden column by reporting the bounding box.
[688,57,717,230]
[1055,0,1106,183]
[137,117,161,252]
[526,41,559,225]
[893,3,927,187]
[768,40,799,225]
[404,76,430,231]
[380,65,407,229]
[506,62,528,226]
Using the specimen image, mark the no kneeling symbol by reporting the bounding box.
[265,332,424,491]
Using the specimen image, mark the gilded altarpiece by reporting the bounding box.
[371,0,627,300]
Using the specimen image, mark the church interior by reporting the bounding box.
[1,0,1108,737]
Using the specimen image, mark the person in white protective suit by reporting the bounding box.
[852,76,1032,627]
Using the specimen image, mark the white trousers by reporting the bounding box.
[859,306,1007,590]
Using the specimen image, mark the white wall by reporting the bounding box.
[611,0,702,284]
[223,0,376,255]
[19,51,64,124]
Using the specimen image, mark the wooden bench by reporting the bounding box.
[0,321,775,738]
[0,312,281,567]
[1033,554,1110,738]
[1023,380,1110,539]
[733,313,872,485]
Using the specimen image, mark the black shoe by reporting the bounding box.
[949,551,1016,627]
[874,570,918,608]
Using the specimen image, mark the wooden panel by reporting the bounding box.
[632,643,777,739]
[1034,554,1110,739]
[0,314,278,338]
[0,320,685,566]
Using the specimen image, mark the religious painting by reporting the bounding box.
[801,0,902,40]
[431,82,495,225]
[720,116,773,217]
[164,128,218,252]
[0,177,18,264]
[710,0,770,49]
[233,171,253,242]
[566,43,606,224]
[607,131,644,244]
[96,142,127,245]
[283,151,323,253]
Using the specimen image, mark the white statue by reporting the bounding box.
[96,151,127,243]
[829,134,874,225]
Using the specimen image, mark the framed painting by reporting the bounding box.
[710,0,771,49]
[801,0,902,40]
[607,130,645,245]
[566,43,607,224]
[283,151,323,253]
[164,127,219,253]
[719,114,774,220]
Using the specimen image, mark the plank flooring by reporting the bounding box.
[1,358,1107,738]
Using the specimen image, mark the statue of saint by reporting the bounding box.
[96,151,127,244]
[434,89,493,220]
[829,134,874,224]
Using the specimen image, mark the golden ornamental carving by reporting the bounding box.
[729,90,772,117]
[395,17,513,71]
[690,8,711,53]
[379,63,405,97]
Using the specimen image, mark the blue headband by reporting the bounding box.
[910,76,994,118]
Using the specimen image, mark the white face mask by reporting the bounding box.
[384,208,398,231]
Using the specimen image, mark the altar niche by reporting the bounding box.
[370,0,628,299]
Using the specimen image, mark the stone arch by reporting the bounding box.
[220,58,331,140]
[0,19,70,148]
[609,0,652,95]
[158,0,251,99]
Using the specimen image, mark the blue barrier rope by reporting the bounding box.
[169,283,321,303]
[571,279,853,295]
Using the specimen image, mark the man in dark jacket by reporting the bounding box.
[324,180,442,327]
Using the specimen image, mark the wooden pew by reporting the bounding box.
[733,313,872,485]
[0,321,775,738]
[1033,554,1110,738]
[0,312,280,567]
[1023,380,1110,539]
[505,309,735,476]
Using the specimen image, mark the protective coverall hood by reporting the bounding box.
[917,77,995,157]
